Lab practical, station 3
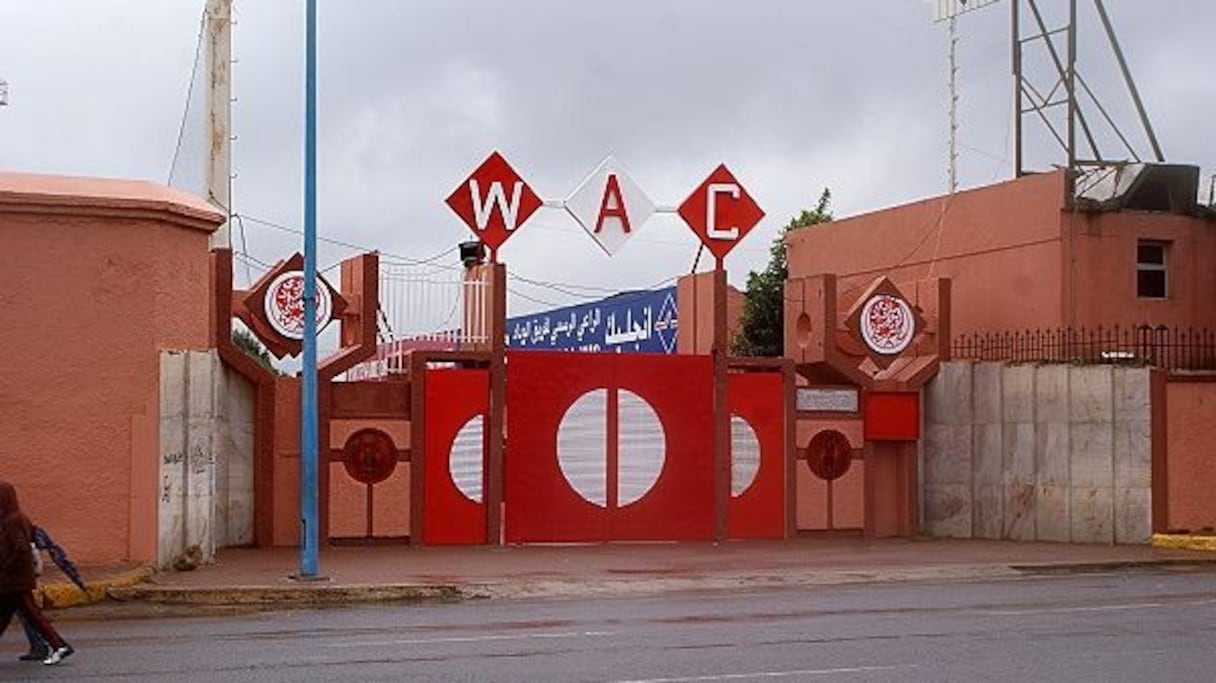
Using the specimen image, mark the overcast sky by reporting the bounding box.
[2,1,1213,335]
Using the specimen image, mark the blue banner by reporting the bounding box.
[506,287,678,354]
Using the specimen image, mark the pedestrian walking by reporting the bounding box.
[18,525,87,661]
[0,481,74,665]
[17,535,49,661]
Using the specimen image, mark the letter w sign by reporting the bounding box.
[446,151,543,259]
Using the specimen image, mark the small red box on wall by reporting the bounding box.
[863,392,920,441]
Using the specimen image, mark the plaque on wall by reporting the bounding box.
[797,387,859,413]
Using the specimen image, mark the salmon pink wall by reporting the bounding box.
[676,271,744,354]
[787,172,1067,335]
[794,417,864,531]
[787,171,1216,336]
[272,377,302,546]
[1067,211,1216,329]
[325,466,409,538]
[328,419,410,539]
[1165,380,1216,532]
[0,172,221,564]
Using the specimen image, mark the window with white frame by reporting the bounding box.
[1136,241,1168,299]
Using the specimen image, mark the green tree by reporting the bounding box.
[232,327,279,374]
[732,188,833,357]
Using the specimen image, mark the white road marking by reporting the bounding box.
[327,630,615,647]
[985,597,1216,616]
[612,665,915,683]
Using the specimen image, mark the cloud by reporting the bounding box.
[3,0,1213,325]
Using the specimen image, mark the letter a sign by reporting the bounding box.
[678,164,765,265]
[446,151,543,260]
[564,156,656,256]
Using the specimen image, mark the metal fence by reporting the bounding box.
[951,325,1216,372]
[378,264,488,348]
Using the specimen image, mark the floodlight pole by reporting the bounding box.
[299,0,320,580]
[947,14,959,193]
[204,0,233,250]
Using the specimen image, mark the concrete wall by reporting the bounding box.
[158,350,255,569]
[1164,378,1216,532]
[923,361,1152,544]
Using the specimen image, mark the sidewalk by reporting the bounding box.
[47,536,1216,614]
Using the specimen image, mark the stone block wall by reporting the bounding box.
[158,350,255,569]
[923,361,1152,543]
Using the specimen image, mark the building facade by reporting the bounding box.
[786,168,1216,335]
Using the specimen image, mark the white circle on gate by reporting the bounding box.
[730,415,761,497]
[556,388,666,508]
[450,415,484,503]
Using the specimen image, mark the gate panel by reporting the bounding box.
[728,372,785,539]
[505,351,714,542]
[422,368,488,544]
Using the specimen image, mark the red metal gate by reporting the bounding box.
[420,354,786,544]
[728,371,786,538]
[422,368,489,544]
[500,350,710,537]
[505,351,719,542]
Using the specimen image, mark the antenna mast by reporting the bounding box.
[934,0,1001,194]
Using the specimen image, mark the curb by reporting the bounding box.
[39,565,156,609]
[107,583,466,607]
[1009,557,1216,575]
[1151,533,1216,552]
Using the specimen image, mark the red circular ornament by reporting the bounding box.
[342,429,398,485]
[806,429,853,481]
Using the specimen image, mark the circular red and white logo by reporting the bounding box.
[859,294,915,355]
[264,271,332,340]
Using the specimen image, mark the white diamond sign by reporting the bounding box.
[565,156,655,256]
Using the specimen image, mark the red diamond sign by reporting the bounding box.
[445,151,543,259]
[678,164,765,264]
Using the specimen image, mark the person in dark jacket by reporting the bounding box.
[18,525,87,661]
[0,481,73,665]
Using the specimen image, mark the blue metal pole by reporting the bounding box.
[299,0,320,579]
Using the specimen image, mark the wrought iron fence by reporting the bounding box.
[951,325,1216,372]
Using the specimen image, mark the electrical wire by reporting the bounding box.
[237,212,685,316]
[233,214,255,285]
[166,8,206,186]
[506,272,620,298]
[235,212,462,270]
[507,287,568,310]
[233,250,273,269]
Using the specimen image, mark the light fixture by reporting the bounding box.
[459,240,486,268]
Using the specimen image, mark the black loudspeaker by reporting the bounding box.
[459,241,486,268]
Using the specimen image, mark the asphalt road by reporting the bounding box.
[4,567,1216,682]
